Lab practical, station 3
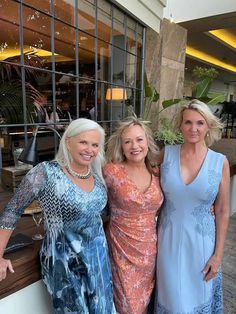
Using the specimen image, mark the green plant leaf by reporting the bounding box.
[206,93,226,105]
[162,99,181,108]
[194,77,211,98]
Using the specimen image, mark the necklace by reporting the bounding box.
[67,166,91,179]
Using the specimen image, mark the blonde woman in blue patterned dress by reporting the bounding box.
[155,100,230,313]
[0,118,116,314]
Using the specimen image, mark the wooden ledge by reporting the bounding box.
[0,215,43,299]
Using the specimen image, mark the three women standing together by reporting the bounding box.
[0,99,230,314]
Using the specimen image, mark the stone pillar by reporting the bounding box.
[145,18,187,127]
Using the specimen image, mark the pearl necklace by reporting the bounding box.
[67,166,91,179]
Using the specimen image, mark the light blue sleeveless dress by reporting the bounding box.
[155,145,225,314]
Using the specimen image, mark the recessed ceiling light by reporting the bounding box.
[186,46,236,73]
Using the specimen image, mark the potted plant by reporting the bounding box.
[144,66,226,146]
[153,118,183,148]
[144,73,183,145]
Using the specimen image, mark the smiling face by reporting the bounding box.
[66,129,100,170]
[180,109,209,144]
[121,124,148,164]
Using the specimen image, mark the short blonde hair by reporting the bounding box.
[175,99,224,147]
[106,116,159,168]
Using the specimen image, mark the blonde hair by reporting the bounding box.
[175,99,224,147]
[106,116,159,168]
[55,118,106,184]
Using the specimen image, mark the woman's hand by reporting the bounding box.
[0,257,14,281]
[203,255,221,282]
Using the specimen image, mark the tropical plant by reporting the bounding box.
[144,73,183,144]
[143,66,226,145]
[191,66,226,105]
[0,52,43,124]
[153,118,184,147]
[0,81,40,124]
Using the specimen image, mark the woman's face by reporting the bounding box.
[180,109,209,144]
[66,129,100,168]
[121,125,148,163]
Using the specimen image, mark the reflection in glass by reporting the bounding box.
[98,1,111,42]
[54,19,76,73]
[22,6,52,70]
[0,0,20,63]
[113,8,125,50]
[113,47,125,84]
[23,0,51,15]
[79,0,96,37]
[55,0,76,26]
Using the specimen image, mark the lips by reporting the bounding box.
[81,154,93,160]
[130,152,141,155]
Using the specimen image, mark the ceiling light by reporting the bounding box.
[208,29,236,49]
[186,46,236,73]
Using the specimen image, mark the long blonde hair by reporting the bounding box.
[106,116,159,168]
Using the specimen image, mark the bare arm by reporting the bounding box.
[0,229,15,281]
[204,158,230,281]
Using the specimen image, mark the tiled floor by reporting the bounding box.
[223,213,236,313]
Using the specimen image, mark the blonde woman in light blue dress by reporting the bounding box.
[155,100,230,313]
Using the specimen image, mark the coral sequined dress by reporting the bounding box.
[103,163,163,314]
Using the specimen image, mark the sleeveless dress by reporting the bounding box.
[155,145,225,313]
[103,163,164,314]
[0,161,116,314]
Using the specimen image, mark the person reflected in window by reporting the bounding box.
[103,117,164,314]
[50,99,72,130]
[154,99,230,313]
[0,118,116,314]
[33,94,51,123]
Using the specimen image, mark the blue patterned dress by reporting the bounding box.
[155,145,225,314]
[0,161,116,314]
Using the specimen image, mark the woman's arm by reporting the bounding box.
[0,229,15,281]
[203,157,230,281]
[0,162,47,281]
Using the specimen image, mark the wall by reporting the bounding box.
[145,18,187,126]
[0,280,53,314]
[164,0,236,22]
[114,0,167,32]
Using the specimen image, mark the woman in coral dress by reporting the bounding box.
[103,117,163,314]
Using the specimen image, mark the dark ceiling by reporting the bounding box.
[179,11,236,85]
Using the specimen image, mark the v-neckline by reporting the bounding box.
[120,164,153,194]
[178,145,209,186]
[59,164,96,193]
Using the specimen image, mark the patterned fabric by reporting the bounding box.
[103,163,163,314]
[155,145,225,314]
[0,161,115,314]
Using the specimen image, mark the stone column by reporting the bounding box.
[145,18,187,127]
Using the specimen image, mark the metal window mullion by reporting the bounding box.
[122,14,127,119]
[110,4,114,132]
[50,0,58,151]
[133,21,138,112]
[140,26,146,117]
[19,1,28,143]
[94,0,98,121]
[75,0,79,118]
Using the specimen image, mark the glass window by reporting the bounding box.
[0,0,145,169]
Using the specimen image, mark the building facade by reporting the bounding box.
[0,0,166,168]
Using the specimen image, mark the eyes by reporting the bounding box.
[184,120,205,126]
[79,140,99,148]
[123,137,144,144]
